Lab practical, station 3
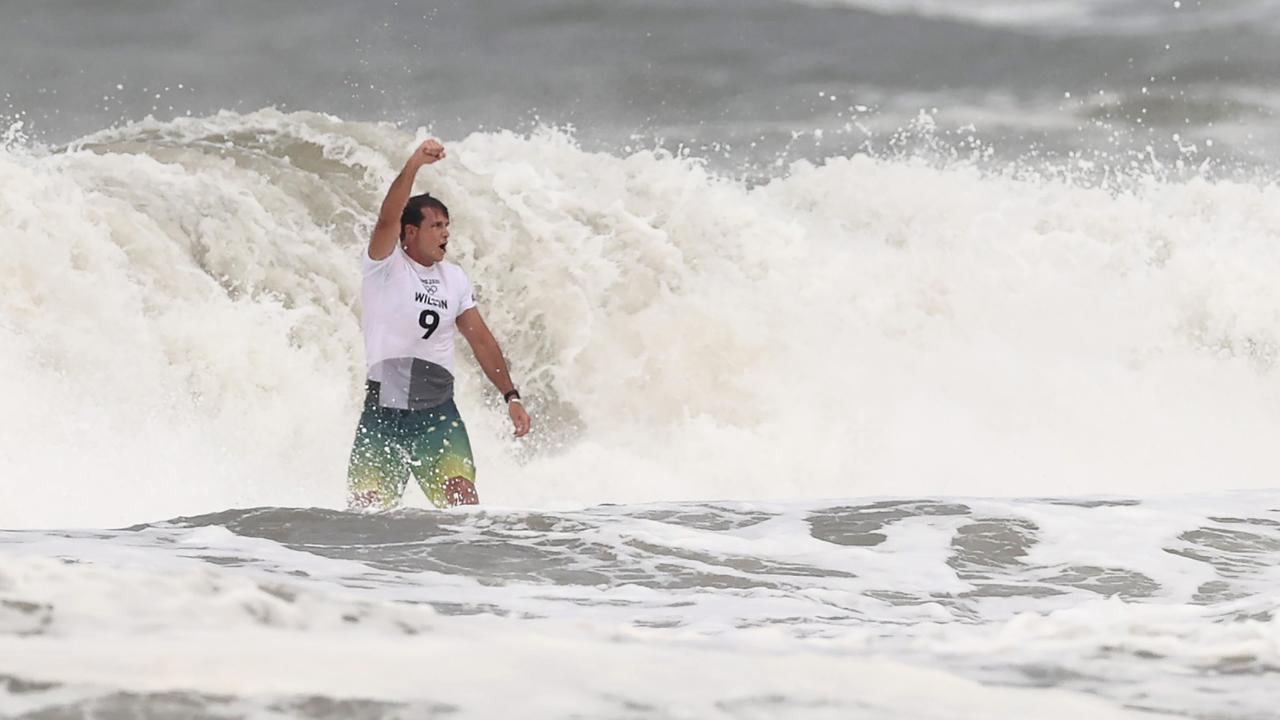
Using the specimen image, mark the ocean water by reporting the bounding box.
[3,1,1280,718]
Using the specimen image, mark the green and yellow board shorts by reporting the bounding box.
[347,381,476,510]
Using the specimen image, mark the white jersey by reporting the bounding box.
[361,244,476,410]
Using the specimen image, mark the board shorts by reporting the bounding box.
[347,381,476,510]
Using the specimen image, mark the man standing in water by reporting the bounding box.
[348,138,531,510]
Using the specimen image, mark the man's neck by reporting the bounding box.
[403,245,436,269]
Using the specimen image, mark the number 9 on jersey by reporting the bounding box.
[419,309,440,339]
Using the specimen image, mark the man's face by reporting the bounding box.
[404,207,450,265]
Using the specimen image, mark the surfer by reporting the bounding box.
[347,138,531,510]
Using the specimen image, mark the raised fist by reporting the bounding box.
[414,138,447,165]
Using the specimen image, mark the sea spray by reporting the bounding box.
[3,110,1280,528]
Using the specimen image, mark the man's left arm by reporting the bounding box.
[457,307,531,438]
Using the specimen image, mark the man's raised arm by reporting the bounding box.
[368,139,446,261]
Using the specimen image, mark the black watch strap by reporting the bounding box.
[503,389,521,403]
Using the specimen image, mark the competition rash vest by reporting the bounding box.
[361,244,476,410]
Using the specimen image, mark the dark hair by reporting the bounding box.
[399,193,450,239]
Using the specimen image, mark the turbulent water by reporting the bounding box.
[3,497,1279,718]
[3,1,1280,719]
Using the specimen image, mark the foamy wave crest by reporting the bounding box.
[3,108,1280,527]
[788,0,1280,34]
[0,548,1172,720]
[0,110,384,525]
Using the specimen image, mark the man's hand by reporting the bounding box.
[411,138,447,167]
[509,401,531,438]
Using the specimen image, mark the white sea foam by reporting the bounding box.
[787,0,1280,34]
[0,605,1174,720]
[2,493,1275,717]
[3,109,1280,528]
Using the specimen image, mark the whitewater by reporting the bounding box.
[3,104,1280,718]
[5,109,1280,523]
